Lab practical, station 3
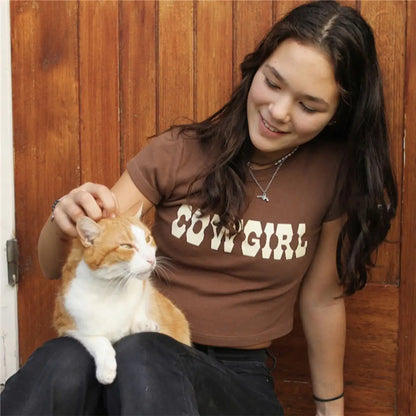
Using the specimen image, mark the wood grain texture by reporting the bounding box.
[79,0,120,185]
[344,285,398,392]
[233,1,273,86]
[338,0,358,8]
[271,284,398,415]
[119,0,157,168]
[273,1,304,22]
[196,1,232,121]
[158,1,194,131]
[10,0,79,364]
[360,0,405,285]
[397,1,416,413]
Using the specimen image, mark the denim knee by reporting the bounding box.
[43,337,96,396]
[114,332,187,362]
[105,333,197,415]
[1,337,100,416]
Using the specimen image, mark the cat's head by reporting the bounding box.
[75,214,156,281]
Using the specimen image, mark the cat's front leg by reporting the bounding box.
[131,317,160,333]
[66,330,117,385]
[131,312,160,334]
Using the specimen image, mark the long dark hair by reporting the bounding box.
[176,0,397,295]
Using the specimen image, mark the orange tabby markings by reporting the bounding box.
[53,214,191,384]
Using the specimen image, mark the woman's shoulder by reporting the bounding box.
[153,126,200,144]
[300,138,346,171]
[304,138,345,157]
[140,126,211,173]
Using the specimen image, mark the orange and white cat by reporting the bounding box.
[53,213,191,385]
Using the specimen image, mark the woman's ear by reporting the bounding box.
[76,217,102,247]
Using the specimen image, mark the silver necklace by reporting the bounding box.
[247,146,299,202]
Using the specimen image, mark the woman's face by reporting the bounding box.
[247,38,340,164]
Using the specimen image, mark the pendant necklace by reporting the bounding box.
[247,146,299,202]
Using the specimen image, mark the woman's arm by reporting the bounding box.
[299,216,346,416]
[38,171,154,279]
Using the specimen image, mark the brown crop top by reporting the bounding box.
[127,129,344,347]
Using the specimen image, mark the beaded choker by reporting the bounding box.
[247,146,299,202]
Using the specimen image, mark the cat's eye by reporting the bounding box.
[120,243,134,250]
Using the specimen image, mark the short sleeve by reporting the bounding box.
[126,129,184,205]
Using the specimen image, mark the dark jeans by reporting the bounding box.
[1,333,284,416]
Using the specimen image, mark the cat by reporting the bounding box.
[53,213,191,385]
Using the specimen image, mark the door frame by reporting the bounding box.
[0,0,19,388]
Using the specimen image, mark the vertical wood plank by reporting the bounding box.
[158,1,194,131]
[234,1,273,86]
[119,1,157,168]
[273,1,305,22]
[196,1,232,121]
[272,284,398,414]
[360,0,405,285]
[79,0,120,185]
[338,0,358,8]
[398,2,416,413]
[10,0,79,364]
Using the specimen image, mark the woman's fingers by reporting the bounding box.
[52,183,118,238]
[77,183,119,218]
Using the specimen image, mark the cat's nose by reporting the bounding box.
[146,257,155,265]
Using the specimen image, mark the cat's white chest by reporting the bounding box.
[65,260,149,342]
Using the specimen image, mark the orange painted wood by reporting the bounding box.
[274,1,305,22]
[10,0,80,364]
[397,1,416,413]
[271,284,398,414]
[195,1,232,121]
[158,1,194,131]
[79,0,120,185]
[344,285,398,392]
[234,1,273,86]
[273,383,396,416]
[338,0,358,8]
[119,0,157,168]
[360,0,405,285]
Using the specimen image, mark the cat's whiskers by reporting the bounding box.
[110,276,128,293]
[153,256,173,283]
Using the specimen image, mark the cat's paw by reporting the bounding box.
[95,350,117,385]
[132,318,160,334]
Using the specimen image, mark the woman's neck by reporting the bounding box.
[249,146,299,170]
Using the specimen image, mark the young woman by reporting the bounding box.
[1,1,396,415]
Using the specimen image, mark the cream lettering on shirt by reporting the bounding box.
[171,204,308,260]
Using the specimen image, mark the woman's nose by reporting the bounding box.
[268,98,291,124]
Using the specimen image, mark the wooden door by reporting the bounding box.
[10,1,415,414]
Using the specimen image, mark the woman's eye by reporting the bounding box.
[120,243,134,249]
[264,77,280,89]
[300,102,316,113]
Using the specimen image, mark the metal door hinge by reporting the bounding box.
[6,238,19,286]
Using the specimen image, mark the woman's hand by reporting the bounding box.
[51,182,119,238]
[39,171,153,279]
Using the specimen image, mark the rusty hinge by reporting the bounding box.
[6,238,19,286]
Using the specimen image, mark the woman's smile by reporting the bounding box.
[260,113,289,135]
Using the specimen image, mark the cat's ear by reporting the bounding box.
[76,217,101,247]
[136,203,143,219]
